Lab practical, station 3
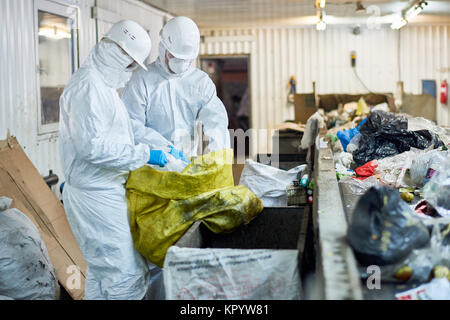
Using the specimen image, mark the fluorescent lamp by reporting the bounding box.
[391,18,407,29]
[315,0,326,9]
[316,20,326,31]
[405,4,423,20]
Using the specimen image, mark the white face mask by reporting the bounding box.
[158,42,192,75]
[168,56,192,74]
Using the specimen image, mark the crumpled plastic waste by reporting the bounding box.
[126,149,264,267]
[0,197,59,300]
[339,176,380,196]
[347,185,430,266]
[346,133,361,154]
[371,147,447,192]
[424,156,450,217]
[407,115,449,142]
[371,102,390,113]
[354,160,378,180]
[239,159,306,207]
[334,151,354,168]
[336,118,367,152]
[395,278,450,300]
[300,111,325,150]
[325,107,350,129]
[410,149,448,187]
[335,163,355,179]
[352,111,444,166]
[375,150,413,188]
[339,176,380,219]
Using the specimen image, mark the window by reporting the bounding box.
[36,0,78,134]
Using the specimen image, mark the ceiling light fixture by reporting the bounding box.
[316,11,326,31]
[315,0,326,9]
[390,0,427,30]
[390,18,407,30]
[405,0,427,20]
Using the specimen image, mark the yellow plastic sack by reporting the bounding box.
[355,97,370,116]
[126,149,264,267]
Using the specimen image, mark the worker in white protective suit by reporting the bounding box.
[122,16,231,158]
[59,20,168,300]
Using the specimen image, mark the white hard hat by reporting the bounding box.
[104,20,151,71]
[160,16,200,60]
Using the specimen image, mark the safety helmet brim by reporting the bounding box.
[104,36,149,71]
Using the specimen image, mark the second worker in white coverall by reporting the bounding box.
[122,16,231,158]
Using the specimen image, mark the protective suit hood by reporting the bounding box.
[84,40,134,88]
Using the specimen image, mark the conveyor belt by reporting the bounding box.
[312,134,363,300]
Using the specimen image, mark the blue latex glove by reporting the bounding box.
[168,146,190,163]
[148,150,168,167]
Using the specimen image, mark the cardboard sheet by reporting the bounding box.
[294,93,317,124]
[0,135,86,300]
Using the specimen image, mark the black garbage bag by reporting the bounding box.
[359,110,408,135]
[353,111,444,166]
[347,186,430,266]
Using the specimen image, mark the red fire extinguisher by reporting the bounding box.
[441,80,448,104]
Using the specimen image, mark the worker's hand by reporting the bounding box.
[148,150,168,167]
[168,146,190,164]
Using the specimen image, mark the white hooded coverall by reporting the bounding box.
[122,44,231,156]
[59,41,150,300]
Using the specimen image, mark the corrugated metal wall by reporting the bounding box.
[201,24,450,153]
[400,24,450,126]
[0,0,168,189]
[0,0,96,182]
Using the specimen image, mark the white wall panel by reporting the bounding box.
[201,24,449,153]
[400,24,450,126]
[0,0,95,183]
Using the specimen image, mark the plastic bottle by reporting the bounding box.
[300,173,309,187]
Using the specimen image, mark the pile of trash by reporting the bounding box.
[324,105,450,299]
[347,185,450,300]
